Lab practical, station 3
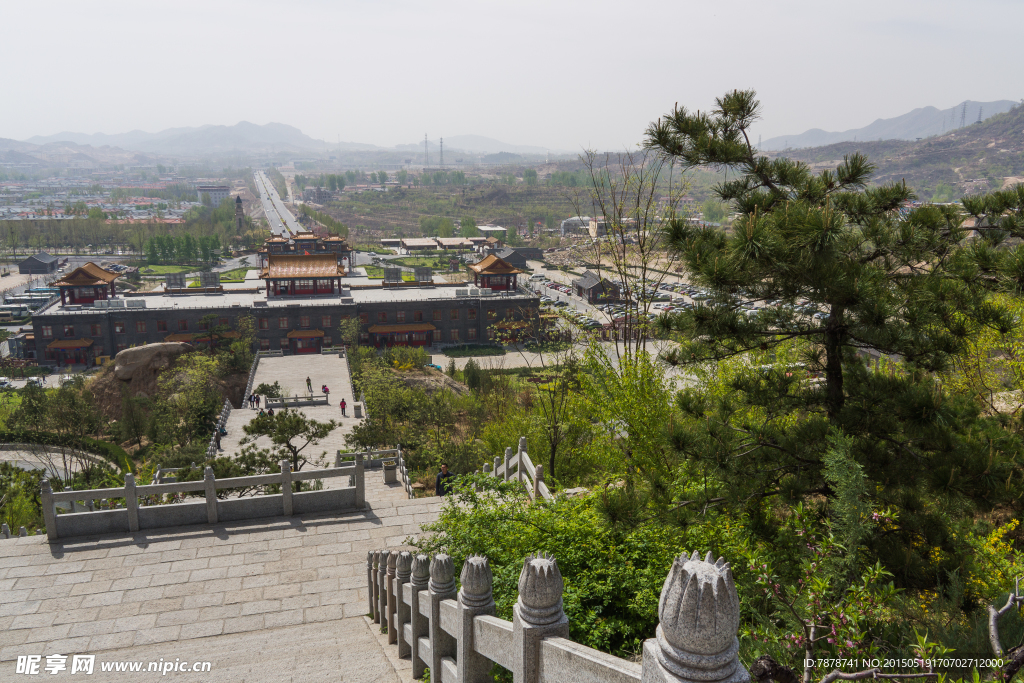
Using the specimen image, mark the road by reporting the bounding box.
[254,170,302,237]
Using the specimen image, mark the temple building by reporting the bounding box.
[257,231,352,273]
[467,254,523,291]
[260,254,347,297]
[53,262,121,305]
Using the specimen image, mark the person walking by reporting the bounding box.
[436,463,455,497]
[323,385,329,403]
[255,394,261,409]
[340,398,346,417]
[306,376,312,393]
[215,430,222,451]
[267,407,275,417]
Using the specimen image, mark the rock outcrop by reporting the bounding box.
[113,342,193,381]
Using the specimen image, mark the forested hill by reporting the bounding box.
[767,103,1024,200]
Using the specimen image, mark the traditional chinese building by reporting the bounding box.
[257,231,352,272]
[467,254,523,291]
[53,262,121,305]
[260,254,346,297]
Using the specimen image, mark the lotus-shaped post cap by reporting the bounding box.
[659,552,741,659]
[459,556,494,608]
[516,552,564,626]
[387,550,399,573]
[429,553,456,593]
[412,554,430,587]
[397,551,413,580]
[367,550,375,567]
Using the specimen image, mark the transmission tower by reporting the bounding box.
[424,134,429,167]
[977,106,983,124]
[959,102,968,128]
[440,137,444,169]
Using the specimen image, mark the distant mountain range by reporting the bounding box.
[20,123,563,158]
[24,122,378,155]
[761,100,1019,151]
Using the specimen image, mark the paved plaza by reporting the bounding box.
[0,474,441,681]
[220,354,359,464]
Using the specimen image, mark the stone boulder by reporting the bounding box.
[113,342,193,381]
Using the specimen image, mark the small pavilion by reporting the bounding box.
[45,338,94,366]
[260,254,345,297]
[467,254,523,291]
[53,262,121,305]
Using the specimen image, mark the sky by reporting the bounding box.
[2,0,1022,152]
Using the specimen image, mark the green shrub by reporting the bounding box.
[441,344,506,358]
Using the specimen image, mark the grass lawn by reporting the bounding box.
[391,257,448,268]
[365,267,415,281]
[441,344,507,358]
[138,265,196,274]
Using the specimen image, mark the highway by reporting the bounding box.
[254,170,302,237]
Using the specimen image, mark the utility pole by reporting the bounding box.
[959,102,968,129]
[977,106,983,124]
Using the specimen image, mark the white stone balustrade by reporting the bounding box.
[368,549,749,683]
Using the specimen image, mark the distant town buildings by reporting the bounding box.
[195,185,230,205]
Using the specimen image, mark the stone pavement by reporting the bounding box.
[220,354,360,466]
[0,471,442,682]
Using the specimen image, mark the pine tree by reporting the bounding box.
[645,90,1024,586]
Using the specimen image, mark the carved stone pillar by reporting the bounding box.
[641,551,749,683]
[396,552,413,658]
[429,554,457,679]
[457,556,496,683]
[410,554,430,679]
[512,552,569,683]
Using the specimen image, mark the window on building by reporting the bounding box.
[178,320,188,331]
[323,336,332,346]
[136,321,146,334]
[414,311,423,322]
[468,309,477,321]
[450,329,460,342]
[360,333,370,343]
[198,320,209,331]
[396,311,406,323]
[321,315,331,328]
[359,313,369,324]
[378,312,387,323]
[94,346,103,357]
[41,326,52,339]
[487,309,496,320]
[299,316,309,328]
[278,317,288,329]
[63,325,74,337]
[116,344,127,353]
[114,321,125,334]
[467,328,477,341]
[260,339,270,350]
[487,328,496,340]
[280,338,289,348]
[450,309,459,321]
[157,320,167,332]
[219,318,229,326]
[433,330,442,343]
[433,310,442,322]
[90,324,101,336]
[258,318,269,330]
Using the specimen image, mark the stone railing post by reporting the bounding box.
[387,550,399,644]
[533,465,542,502]
[19,526,27,537]
[504,447,513,482]
[512,552,569,683]
[124,473,139,533]
[517,437,527,485]
[396,552,413,658]
[355,451,365,508]
[204,467,218,524]
[1,523,10,539]
[40,479,56,541]
[371,551,382,623]
[457,556,496,683]
[429,554,458,678]
[367,551,376,619]
[410,554,430,679]
[377,547,388,631]
[280,460,293,516]
[641,551,748,683]
[493,456,501,478]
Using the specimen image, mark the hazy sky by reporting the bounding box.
[3,0,1022,151]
